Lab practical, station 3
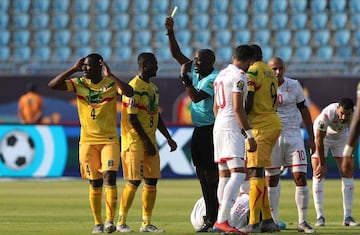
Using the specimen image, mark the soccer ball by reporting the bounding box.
[0,130,35,170]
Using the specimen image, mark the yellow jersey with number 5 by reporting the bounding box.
[246,61,281,130]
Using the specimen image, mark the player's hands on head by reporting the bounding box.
[73,57,85,71]
[100,60,111,77]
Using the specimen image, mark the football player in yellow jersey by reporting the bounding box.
[116,52,177,233]
[244,45,282,233]
[48,53,133,234]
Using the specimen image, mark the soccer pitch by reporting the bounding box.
[0,178,359,234]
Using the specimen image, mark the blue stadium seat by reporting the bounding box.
[294,29,311,46]
[34,30,51,46]
[155,47,171,61]
[311,13,328,30]
[53,30,71,46]
[73,14,90,29]
[234,30,251,45]
[261,46,273,62]
[95,47,112,60]
[276,47,292,61]
[181,46,193,58]
[135,46,153,55]
[192,30,211,48]
[114,47,132,61]
[353,31,360,46]
[211,0,229,13]
[13,14,29,29]
[231,0,248,13]
[216,47,233,62]
[350,0,360,13]
[33,0,50,12]
[316,46,333,61]
[252,13,268,29]
[114,30,132,46]
[95,0,110,12]
[191,14,209,30]
[112,0,129,13]
[72,30,91,46]
[14,0,30,12]
[73,0,90,12]
[32,13,49,29]
[272,0,288,12]
[313,29,330,46]
[152,0,169,13]
[134,30,152,47]
[254,30,270,45]
[272,14,288,29]
[74,46,92,58]
[13,30,30,45]
[133,0,149,13]
[214,30,232,46]
[151,14,168,30]
[191,0,209,13]
[53,46,71,62]
[131,14,150,30]
[176,29,192,45]
[330,13,347,30]
[153,30,169,47]
[252,0,268,13]
[173,13,189,29]
[334,29,351,46]
[231,14,248,29]
[310,0,327,13]
[290,13,308,29]
[95,14,110,29]
[94,30,112,46]
[53,0,70,12]
[52,13,70,29]
[294,46,312,62]
[111,14,129,30]
[289,0,307,13]
[0,47,10,61]
[274,30,291,46]
[0,14,8,29]
[335,46,353,60]
[14,46,31,62]
[33,46,51,61]
[0,30,10,45]
[329,0,346,12]
[0,0,9,12]
[211,14,229,30]
[171,0,189,12]
[350,14,360,30]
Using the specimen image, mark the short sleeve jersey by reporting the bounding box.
[213,64,248,131]
[314,103,351,136]
[121,75,159,152]
[65,76,119,144]
[190,68,218,127]
[246,61,281,130]
[277,77,305,131]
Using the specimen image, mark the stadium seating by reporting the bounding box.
[290,13,308,29]
[14,0,30,12]
[95,0,110,13]
[234,30,251,45]
[191,14,210,30]
[276,47,292,61]
[51,13,70,29]
[294,46,312,62]
[310,0,327,13]
[335,46,353,60]
[153,30,169,47]
[329,0,346,13]
[253,0,268,13]
[151,14,168,30]
[34,30,51,46]
[94,30,112,46]
[0,0,9,12]
[191,0,209,13]
[0,14,9,29]
[156,47,172,61]
[312,29,330,46]
[73,0,90,13]
[95,47,112,60]
[211,0,229,13]
[311,13,328,30]
[231,0,248,13]
[289,0,307,13]
[252,13,269,29]
[52,0,70,12]
[171,0,189,12]
[350,0,360,13]
[14,46,31,62]
[72,14,90,29]
[353,31,360,46]
[131,14,150,30]
[72,30,91,46]
[114,30,132,46]
[173,14,189,29]
[261,46,273,62]
[133,0,150,13]
[32,13,49,29]
[333,29,351,46]
[53,46,71,62]
[33,46,51,61]
[133,30,152,47]
[254,30,271,45]
[114,47,132,61]
[112,0,129,13]
[0,47,10,61]
[272,0,288,12]
[111,14,130,30]
[0,30,10,45]
[316,46,334,61]
[216,47,233,62]
[214,30,232,46]
[152,0,169,13]
[211,14,229,30]
[330,13,348,30]
[13,30,30,46]
[13,14,30,29]
[33,0,50,12]
[53,30,71,46]
[294,29,311,46]
[95,14,110,29]
[192,30,211,48]
[350,13,360,30]
[231,14,248,29]
[176,30,191,45]
[274,30,291,46]
[272,13,288,29]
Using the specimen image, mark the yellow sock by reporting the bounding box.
[141,184,157,227]
[89,186,103,225]
[104,185,118,222]
[261,184,272,220]
[248,177,264,225]
[118,183,137,225]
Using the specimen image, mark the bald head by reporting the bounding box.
[267,57,285,83]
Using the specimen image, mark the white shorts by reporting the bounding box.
[266,132,307,176]
[190,194,249,230]
[312,133,348,159]
[213,129,246,163]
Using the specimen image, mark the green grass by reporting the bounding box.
[0,178,359,234]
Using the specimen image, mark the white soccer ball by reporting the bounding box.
[0,130,35,170]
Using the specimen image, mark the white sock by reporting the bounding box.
[295,185,309,224]
[217,176,230,204]
[268,184,280,224]
[342,177,354,219]
[217,172,246,223]
[312,176,324,218]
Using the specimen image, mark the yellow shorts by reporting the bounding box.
[246,128,280,168]
[79,143,120,180]
[121,150,161,180]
